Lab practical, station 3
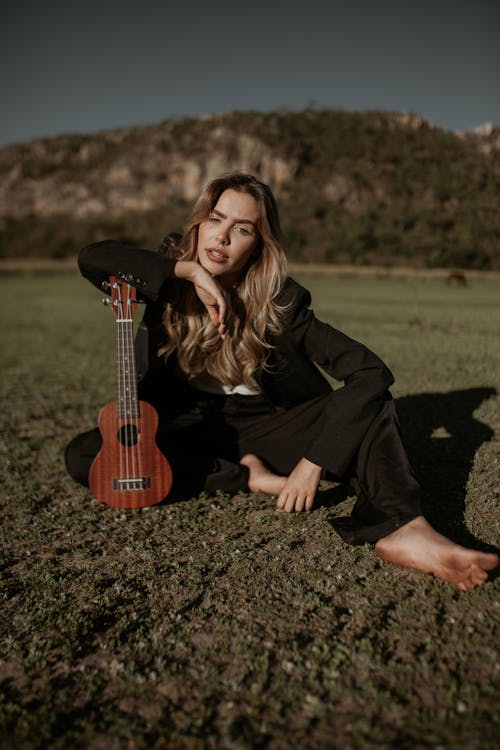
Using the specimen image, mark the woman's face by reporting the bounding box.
[197,189,260,287]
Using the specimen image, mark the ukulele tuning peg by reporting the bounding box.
[102,297,112,306]
[101,281,111,292]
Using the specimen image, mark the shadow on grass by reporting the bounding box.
[320,386,499,559]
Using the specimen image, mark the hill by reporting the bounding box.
[1,109,499,268]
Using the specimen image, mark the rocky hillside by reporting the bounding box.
[1,109,499,268]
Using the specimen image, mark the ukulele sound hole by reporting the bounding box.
[117,424,139,446]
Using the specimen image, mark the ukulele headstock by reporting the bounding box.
[109,276,137,320]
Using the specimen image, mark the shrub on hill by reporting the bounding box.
[0,109,498,268]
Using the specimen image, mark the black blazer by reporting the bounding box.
[78,241,394,475]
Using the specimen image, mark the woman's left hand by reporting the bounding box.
[276,457,322,512]
[173,260,234,339]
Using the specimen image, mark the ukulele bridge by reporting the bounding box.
[112,477,152,491]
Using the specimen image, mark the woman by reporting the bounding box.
[66,172,498,590]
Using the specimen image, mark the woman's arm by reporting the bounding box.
[275,279,394,479]
[79,241,232,336]
[272,283,393,512]
[78,241,178,301]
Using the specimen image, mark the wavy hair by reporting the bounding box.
[160,172,288,388]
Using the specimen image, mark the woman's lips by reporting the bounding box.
[206,248,228,263]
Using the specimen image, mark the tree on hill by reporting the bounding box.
[0,109,499,269]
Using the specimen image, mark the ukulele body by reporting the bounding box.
[90,400,172,509]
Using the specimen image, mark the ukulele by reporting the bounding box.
[89,276,173,508]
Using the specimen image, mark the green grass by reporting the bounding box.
[1,270,499,749]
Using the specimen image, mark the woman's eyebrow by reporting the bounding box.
[212,208,256,226]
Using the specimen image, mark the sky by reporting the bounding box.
[1,0,498,149]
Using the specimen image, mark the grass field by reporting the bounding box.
[1,269,499,749]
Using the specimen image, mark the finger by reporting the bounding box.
[294,494,306,513]
[297,493,312,512]
[284,493,298,513]
[276,491,288,509]
[305,494,314,511]
[205,304,221,328]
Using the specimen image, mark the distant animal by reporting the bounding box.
[446,272,467,287]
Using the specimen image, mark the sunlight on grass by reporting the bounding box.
[1,270,499,748]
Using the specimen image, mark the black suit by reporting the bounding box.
[66,241,422,544]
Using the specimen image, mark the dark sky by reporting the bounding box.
[1,0,498,148]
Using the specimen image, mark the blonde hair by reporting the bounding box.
[160,172,288,388]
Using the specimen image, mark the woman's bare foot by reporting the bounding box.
[240,453,287,495]
[375,515,499,591]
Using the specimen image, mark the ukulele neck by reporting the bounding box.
[116,309,139,420]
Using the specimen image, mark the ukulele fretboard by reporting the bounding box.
[116,318,139,419]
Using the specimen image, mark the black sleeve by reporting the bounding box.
[78,241,178,302]
[279,279,394,475]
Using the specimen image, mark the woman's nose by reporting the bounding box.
[216,224,230,244]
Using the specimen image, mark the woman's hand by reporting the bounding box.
[173,261,233,339]
[276,457,322,513]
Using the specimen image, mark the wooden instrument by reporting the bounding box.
[89,276,173,508]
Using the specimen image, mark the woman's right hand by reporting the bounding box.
[173,261,233,339]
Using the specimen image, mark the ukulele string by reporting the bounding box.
[117,284,127,490]
[126,285,141,488]
[124,285,135,490]
[130,292,144,490]
[125,283,143,492]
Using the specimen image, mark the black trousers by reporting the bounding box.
[65,390,422,545]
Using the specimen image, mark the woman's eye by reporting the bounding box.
[209,216,220,223]
[235,226,251,236]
